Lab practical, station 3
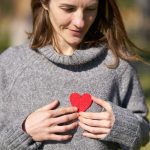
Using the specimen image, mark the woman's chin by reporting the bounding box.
[67,38,83,48]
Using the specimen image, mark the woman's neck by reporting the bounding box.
[52,35,78,56]
[56,46,75,56]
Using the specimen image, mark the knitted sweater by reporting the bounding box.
[0,43,149,150]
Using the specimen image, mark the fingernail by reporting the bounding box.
[53,100,58,103]
[68,135,72,138]
[74,107,78,111]
[91,95,94,99]
[79,112,83,115]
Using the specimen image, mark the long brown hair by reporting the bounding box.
[29,0,144,68]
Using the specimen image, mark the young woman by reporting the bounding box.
[0,0,149,149]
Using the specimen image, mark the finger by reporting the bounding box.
[47,122,78,133]
[83,132,107,139]
[91,96,112,112]
[46,134,72,141]
[47,113,78,126]
[79,122,110,134]
[50,107,78,117]
[79,111,111,120]
[36,100,59,111]
[79,116,113,128]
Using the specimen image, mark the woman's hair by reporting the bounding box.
[29,0,144,68]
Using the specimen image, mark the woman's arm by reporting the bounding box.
[0,65,79,149]
[0,65,42,149]
[79,63,150,150]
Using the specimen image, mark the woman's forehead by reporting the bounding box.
[53,0,98,5]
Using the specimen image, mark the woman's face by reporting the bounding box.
[47,0,98,49]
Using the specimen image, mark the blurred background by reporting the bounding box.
[0,0,150,149]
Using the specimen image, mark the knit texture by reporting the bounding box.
[0,43,149,150]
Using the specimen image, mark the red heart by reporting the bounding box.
[69,93,93,112]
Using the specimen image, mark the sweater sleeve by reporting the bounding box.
[0,65,42,150]
[102,63,150,149]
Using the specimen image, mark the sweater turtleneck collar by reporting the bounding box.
[37,44,107,66]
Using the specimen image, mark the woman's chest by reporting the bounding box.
[7,68,119,115]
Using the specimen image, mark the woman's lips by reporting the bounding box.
[69,29,83,36]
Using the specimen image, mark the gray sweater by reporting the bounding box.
[0,43,149,150]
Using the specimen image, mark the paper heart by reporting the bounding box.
[69,93,93,112]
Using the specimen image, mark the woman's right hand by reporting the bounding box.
[23,100,78,142]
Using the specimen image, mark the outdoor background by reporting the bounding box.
[0,0,150,149]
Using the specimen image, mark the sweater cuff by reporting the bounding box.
[1,123,42,150]
[102,102,141,149]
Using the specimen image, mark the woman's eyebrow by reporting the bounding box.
[59,1,98,8]
[59,4,75,7]
[87,4,98,8]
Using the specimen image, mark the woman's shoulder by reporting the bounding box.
[0,42,39,66]
[0,43,32,62]
[0,43,38,75]
[104,49,137,77]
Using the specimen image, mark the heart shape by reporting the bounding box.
[69,93,93,112]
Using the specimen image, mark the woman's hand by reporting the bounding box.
[78,96,115,139]
[23,100,78,142]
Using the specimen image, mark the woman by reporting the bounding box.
[0,0,149,149]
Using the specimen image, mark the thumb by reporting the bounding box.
[36,100,59,111]
[91,95,112,112]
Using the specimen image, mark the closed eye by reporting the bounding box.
[59,4,76,13]
[85,5,98,12]
[61,7,76,12]
[86,8,97,11]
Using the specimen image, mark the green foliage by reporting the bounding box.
[0,0,13,15]
[117,0,134,8]
[0,32,10,53]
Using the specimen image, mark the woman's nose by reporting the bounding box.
[72,10,85,29]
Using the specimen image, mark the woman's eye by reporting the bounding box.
[61,7,75,12]
[86,8,97,11]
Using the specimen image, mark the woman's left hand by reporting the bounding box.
[78,95,115,139]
